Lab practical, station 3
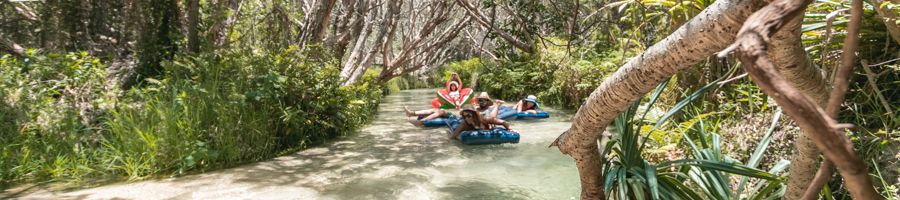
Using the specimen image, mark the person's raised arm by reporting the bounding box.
[515,100,524,112]
[451,122,465,140]
[489,100,502,118]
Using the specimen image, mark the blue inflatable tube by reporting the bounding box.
[448,120,520,145]
[516,111,550,119]
[418,115,458,127]
[460,128,520,145]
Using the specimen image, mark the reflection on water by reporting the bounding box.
[9,89,579,200]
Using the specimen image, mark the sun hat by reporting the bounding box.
[477,92,491,100]
[523,95,540,108]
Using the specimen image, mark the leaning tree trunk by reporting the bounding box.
[767,10,832,199]
[550,0,767,198]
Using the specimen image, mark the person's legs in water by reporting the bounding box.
[403,106,436,117]
[420,109,447,121]
[404,107,448,126]
[405,97,447,117]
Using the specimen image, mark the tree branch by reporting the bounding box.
[553,0,768,198]
[454,0,535,53]
[721,0,879,198]
[802,0,863,197]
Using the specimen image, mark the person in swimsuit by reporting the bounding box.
[514,95,540,114]
[475,92,505,119]
[404,73,474,126]
[450,108,513,140]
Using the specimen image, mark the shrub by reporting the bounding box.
[0,52,113,184]
[478,54,556,102]
[431,58,484,88]
[0,47,383,186]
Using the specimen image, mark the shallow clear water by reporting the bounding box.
[10,89,580,200]
[310,89,581,199]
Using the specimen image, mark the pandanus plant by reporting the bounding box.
[600,78,791,199]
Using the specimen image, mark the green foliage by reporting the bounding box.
[601,81,788,199]
[0,48,382,186]
[478,54,555,102]
[543,50,624,107]
[0,52,112,184]
[458,41,623,108]
[430,58,484,88]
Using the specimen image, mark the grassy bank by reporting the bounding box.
[0,47,383,187]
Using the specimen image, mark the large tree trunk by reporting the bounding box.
[341,0,397,86]
[186,0,200,53]
[551,0,767,198]
[300,0,338,46]
[208,0,243,49]
[727,0,878,197]
[340,5,377,85]
[330,0,365,57]
[767,10,832,199]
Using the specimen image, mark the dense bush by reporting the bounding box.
[478,54,556,103]
[0,47,383,185]
[439,42,623,108]
[430,57,484,88]
[1,52,113,184]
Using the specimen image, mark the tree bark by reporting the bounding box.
[767,9,831,200]
[12,2,39,21]
[340,3,378,85]
[551,0,767,198]
[330,0,365,57]
[300,0,338,45]
[725,0,879,198]
[208,0,243,49]
[376,16,470,82]
[341,0,397,86]
[186,0,200,53]
[801,0,864,198]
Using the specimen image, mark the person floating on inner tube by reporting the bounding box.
[403,73,475,126]
[475,92,505,119]
[450,108,514,140]
[433,73,476,109]
[514,95,541,114]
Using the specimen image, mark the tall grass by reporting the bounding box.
[0,47,383,187]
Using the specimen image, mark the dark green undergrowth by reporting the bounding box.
[0,47,383,187]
